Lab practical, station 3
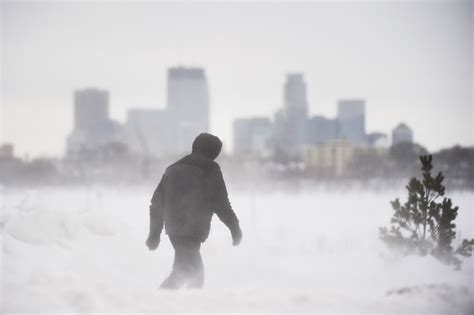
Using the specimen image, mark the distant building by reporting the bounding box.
[272,73,309,158]
[306,116,339,145]
[124,109,172,158]
[283,73,308,147]
[367,132,388,147]
[392,123,413,145]
[337,99,366,144]
[284,73,308,117]
[233,117,272,157]
[167,67,210,154]
[66,88,124,156]
[0,143,14,159]
[74,88,109,130]
[272,109,291,157]
[304,139,357,176]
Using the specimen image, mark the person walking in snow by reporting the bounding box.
[146,133,242,289]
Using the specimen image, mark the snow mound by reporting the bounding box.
[2,187,473,313]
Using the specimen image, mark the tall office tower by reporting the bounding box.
[284,73,309,147]
[74,88,109,129]
[271,73,310,159]
[233,117,273,157]
[337,99,366,144]
[67,88,123,156]
[167,67,210,154]
[392,122,413,145]
[284,73,308,116]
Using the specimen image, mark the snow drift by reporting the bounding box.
[1,186,473,313]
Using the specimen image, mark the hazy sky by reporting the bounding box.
[1,0,473,157]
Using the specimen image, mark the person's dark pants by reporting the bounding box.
[160,235,204,289]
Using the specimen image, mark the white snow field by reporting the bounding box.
[1,186,473,313]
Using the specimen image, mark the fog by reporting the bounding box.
[2,1,472,157]
[2,1,474,313]
[1,186,473,313]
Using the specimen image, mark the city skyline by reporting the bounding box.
[1,64,462,158]
[2,1,472,157]
[47,72,415,161]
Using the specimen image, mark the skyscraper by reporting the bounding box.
[74,88,109,130]
[67,88,123,156]
[337,99,366,144]
[167,67,210,154]
[284,73,308,119]
[392,123,413,145]
[273,73,309,157]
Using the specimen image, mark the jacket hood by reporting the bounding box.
[192,133,222,160]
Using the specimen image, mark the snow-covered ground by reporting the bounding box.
[1,185,473,313]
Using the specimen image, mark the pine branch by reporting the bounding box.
[380,154,471,270]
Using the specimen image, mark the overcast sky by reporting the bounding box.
[1,0,473,157]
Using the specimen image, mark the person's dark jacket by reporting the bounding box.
[147,133,241,245]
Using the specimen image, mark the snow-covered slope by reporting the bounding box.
[1,186,473,313]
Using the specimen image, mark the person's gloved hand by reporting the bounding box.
[146,233,160,250]
[231,225,242,246]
